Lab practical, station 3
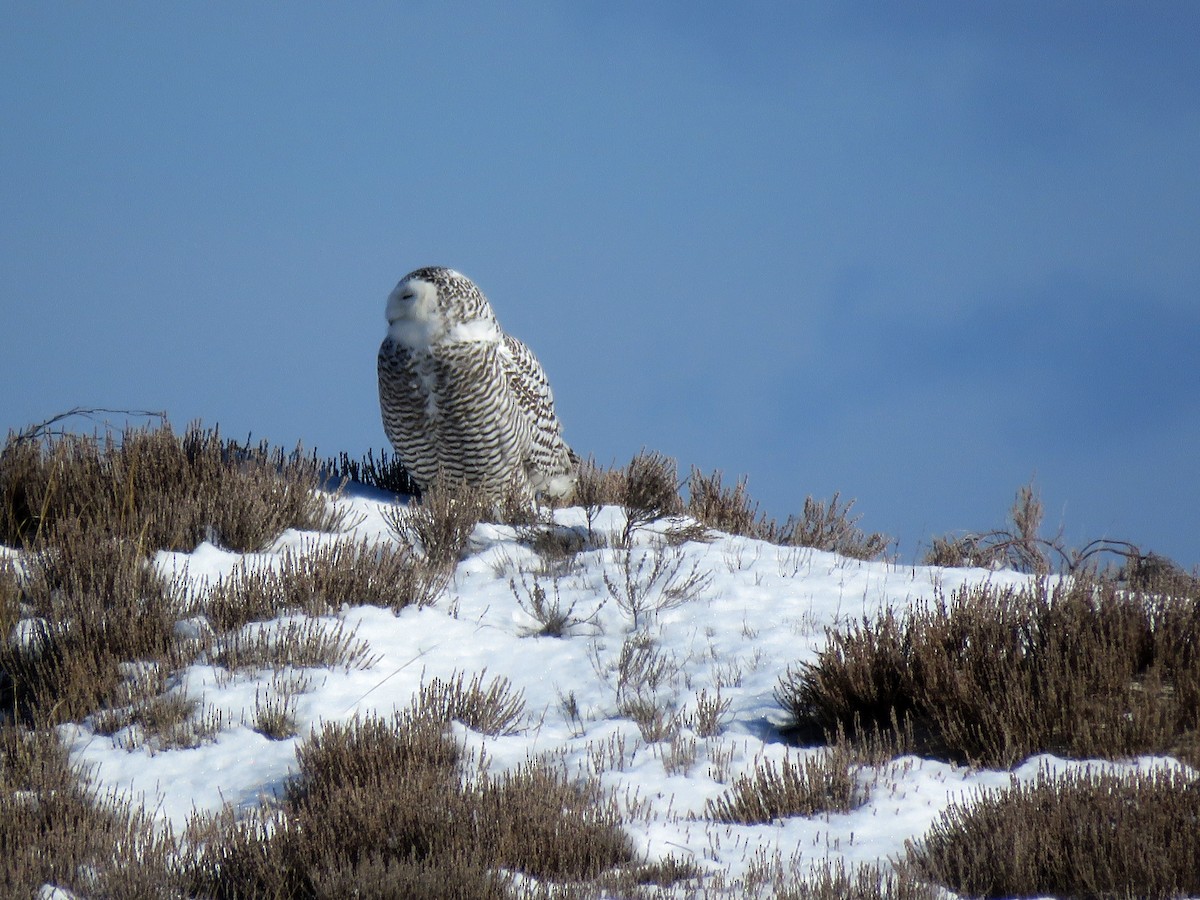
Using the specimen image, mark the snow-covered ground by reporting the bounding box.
[54,490,1189,891]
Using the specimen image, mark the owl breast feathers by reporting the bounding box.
[377,266,576,504]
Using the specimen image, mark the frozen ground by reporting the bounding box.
[53,491,1189,893]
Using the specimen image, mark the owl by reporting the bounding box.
[377,267,575,505]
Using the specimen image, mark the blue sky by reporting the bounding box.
[2,3,1198,568]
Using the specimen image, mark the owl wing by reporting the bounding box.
[499,334,573,474]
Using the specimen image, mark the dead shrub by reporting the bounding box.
[0,419,343,553]
[771,492,891,560]
[1,722,181,896]
[203,538,436,631]
[778,578,1200,767]
[904,764,1200,900]
[617,450,683,540]
[922,481,1192,585]
[0,525,186,725]
[706,745,862,824]
[602,542,713,631]
[924,483,1054,573]
[509,570,601,638]
[190,693,634,897]
[571,451,685,546]
[687,467,764,537]
[412,670,526,736]
[383,471,489,570]
[210,617,377,674]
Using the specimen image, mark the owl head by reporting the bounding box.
[385,267,500,349]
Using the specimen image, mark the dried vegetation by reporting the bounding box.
[778,576,1200,768]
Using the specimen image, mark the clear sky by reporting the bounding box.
[2,3,1198,568]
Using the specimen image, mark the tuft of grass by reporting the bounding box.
[621,695,682,744]
[575,454,891,560]
[209,617,378,674]
[688,687,732,738]
[516,520,593,576]
[771,492,892,560]
[723,856,940,900]
[778,577,1200,767]
[904,764,1200,899]
[687,467,764,537]
[203,538,436,631]
[383,471,489,569]
[0,419,344,554]
[250,673,307,740]
[325,447,422,497]
[412,670,527,736]
[90,663,228,752]
[706,745,862,824]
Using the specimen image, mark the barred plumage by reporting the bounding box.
[377,267,575,504]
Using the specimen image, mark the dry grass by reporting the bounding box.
[188,695,635,898]
[573,455,892,560]
[778,576,1200,767]
[687,468,892,560]
[774,493,892,560]
[722,856,940,900]
[687,687,732,738]
[0,527,187,726]
[904,764,1200,899]
[1,420,343,553]
[686,467,765,537]
[706,745,862,824]
[6,417,1196,895]
[411,670,527,736]
[208,617,378,674]
[203,538,437,631]
[91,666,228,752]
[383,470,490,567]
[1,722,181,897]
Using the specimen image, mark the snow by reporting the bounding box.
[43,492,1193,890]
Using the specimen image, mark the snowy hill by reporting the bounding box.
[42,486,1192,896]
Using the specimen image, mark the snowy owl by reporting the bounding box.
[378,266,575,504]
